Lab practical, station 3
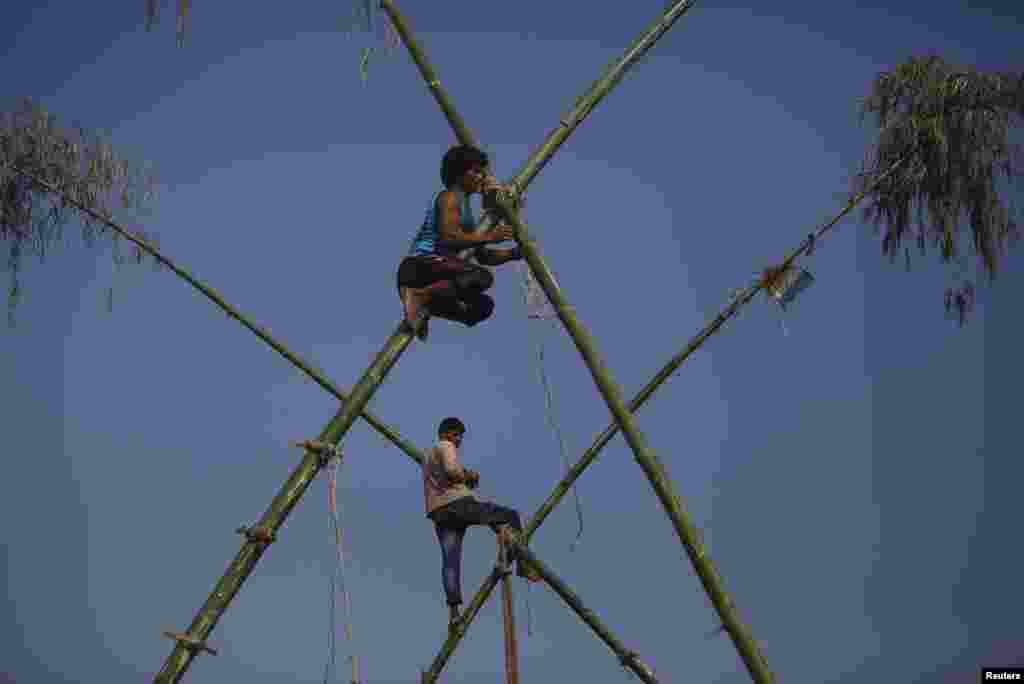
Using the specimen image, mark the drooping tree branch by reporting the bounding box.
[7,162,427,469]
[856,55,1023,322]
[1,97,159,325]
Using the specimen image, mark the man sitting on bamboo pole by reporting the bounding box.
[423,417,540,629]
[397,145,521,340]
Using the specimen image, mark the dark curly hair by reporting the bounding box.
[437,416,467,436]
[440,145,489,189]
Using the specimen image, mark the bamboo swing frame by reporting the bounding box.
[7,1,924,682]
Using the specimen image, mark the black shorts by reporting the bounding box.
[396,255,479,290]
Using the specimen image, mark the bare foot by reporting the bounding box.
[400,287,430,340]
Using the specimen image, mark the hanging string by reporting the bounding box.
[519,260,585,550]
[344,1,400,83]
[522,576,535,638]
[324,456,359,684]
[324,566,337,683]
[535,319,584,550]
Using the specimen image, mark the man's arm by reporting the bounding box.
[438,441,470,484]
[436,191,513,252]
[473,245,522,267]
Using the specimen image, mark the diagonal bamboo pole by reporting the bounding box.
[508,540,659,684]
[378,0,479,149]
[526,151,917,536]
[9,165,427,468]
[495,195,774,684]
[415,0,708,678]
[507,0,698,196]
[153,323,415,684]
[430,150,916,682]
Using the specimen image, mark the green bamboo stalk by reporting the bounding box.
[154,323,415,684]
[378,0,479,148]
[525,147,915,533]
[496,194,776,683]
[508,540,659,684]
[423,567,503,682]
[422,2,703,677]
[508,0,697,197]
[501,572,519,684]
[435,150,916,683]
[10,164,426,468]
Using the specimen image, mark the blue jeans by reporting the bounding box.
[428,496,527,606]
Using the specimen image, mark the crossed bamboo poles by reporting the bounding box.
[383,1,775,681]
[11,1,906,681]
[158,0,762,680]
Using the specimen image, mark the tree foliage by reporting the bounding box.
[855,55,1023,323]
[0,97,159,325]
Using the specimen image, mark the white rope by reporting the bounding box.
[518,260,585,550]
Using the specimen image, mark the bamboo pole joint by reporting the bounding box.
[236,525,276,546]
[291,439,344,465]
[161,630,218,656]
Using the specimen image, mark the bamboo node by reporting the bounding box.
[162,629,218,656]
[759,264,789,294]
[236,525,276,545]
[291,439,343,464]
[428,79,440,89]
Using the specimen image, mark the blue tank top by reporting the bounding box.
[408,189,476,257]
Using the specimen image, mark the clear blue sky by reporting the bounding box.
[2,2,1022,683]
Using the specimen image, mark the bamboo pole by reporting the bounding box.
[153,323,415,684]
[378,0,479,149]
[496,198,775,684]
[430,149,916,682]
[507,0,697,197]
[9,165,427,469]
[528,151,916,535]
[424,566,504,681]
[420,1,707,678]
[508,540,659,684]
[501,572,520,684]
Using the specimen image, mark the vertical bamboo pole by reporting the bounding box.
[153,323,415,684]
[501,573,520,684]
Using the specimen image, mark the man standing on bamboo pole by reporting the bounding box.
[423,417,540,629]
[397,145,522,340]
